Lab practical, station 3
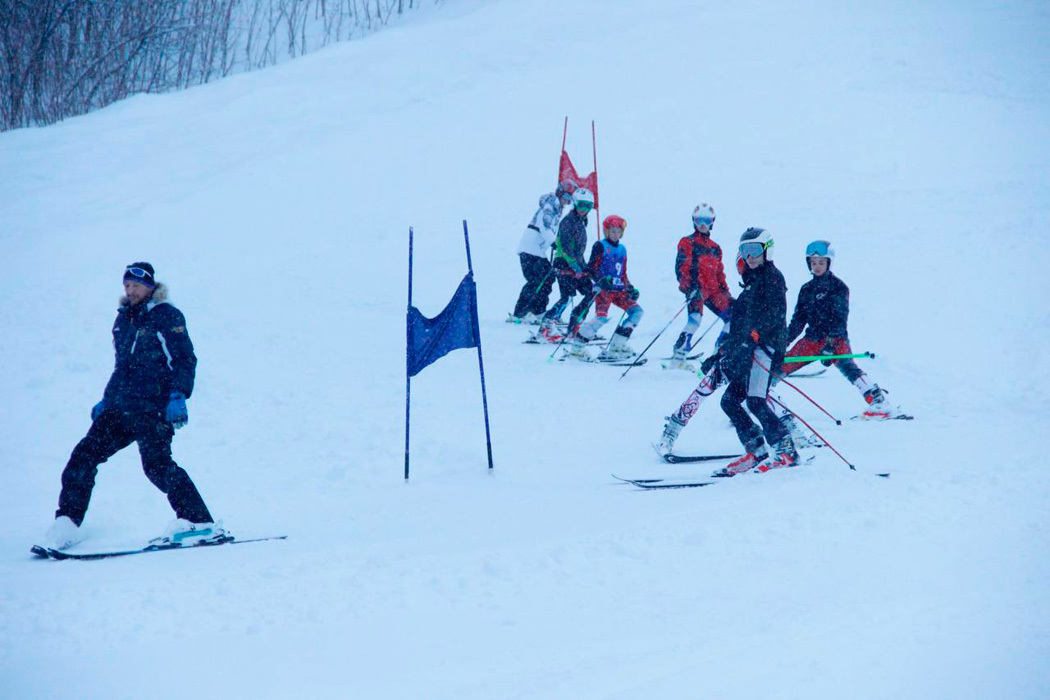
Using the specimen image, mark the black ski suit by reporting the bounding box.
[56,285,213,526]
[719,260,789,450]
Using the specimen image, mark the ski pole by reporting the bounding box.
[753,355,842,425]
[601,309,628,355]
[768,395,859,471]
[546,296,576,362]
[619,299,690,380]
[784,352,874,363]
[687,315,722,353]
[533,266,555,296]
[548,289,598,362]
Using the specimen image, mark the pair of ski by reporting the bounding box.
[31,534,287,561]
[614,452,739,490]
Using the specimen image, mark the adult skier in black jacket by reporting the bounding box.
[40,263,223,551]
[713,228,799,476]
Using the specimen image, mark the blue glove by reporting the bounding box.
[628,286,640,301]
[166,393,188,429]
[90,399,106,421]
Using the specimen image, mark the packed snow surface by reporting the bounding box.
[2,1,1049,697]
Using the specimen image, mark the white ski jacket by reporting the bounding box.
[516,193,563,258]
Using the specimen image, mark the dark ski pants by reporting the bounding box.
[57,410,213,526]
[513,253,554,317]
[782,336,864,383]
[544,270,594,331]
[720,347,787,450]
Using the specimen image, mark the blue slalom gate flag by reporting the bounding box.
[405,222,494,480]
[406,274,480,377]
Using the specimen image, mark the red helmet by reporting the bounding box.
[602,214,627,231]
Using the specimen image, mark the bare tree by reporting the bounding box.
[0,0,444,131]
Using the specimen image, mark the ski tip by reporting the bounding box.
[876,473,891,478]
[30,545,50,558]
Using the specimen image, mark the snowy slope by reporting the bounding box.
[2,0,1049,697]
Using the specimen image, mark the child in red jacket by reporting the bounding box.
[669,204,733,369]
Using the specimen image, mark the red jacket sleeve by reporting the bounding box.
[587,241,604,278]
[675,238,693,293]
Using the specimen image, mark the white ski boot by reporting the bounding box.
[779,414,821,449]
[655,415,686,456]
[858,385,910,420]
[598,331,636,361]
[563,335,592,361]
[662,347,697,371]
[41,515,84,550]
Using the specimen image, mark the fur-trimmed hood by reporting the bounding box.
[119,282,169,311]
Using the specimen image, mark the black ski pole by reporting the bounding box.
[546,296,577,362]
[619,299,690,380]
[600,309,628,355]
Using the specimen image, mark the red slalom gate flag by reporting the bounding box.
[559,150,598,209]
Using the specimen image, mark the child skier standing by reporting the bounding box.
[776,240,906,423]
[566,215,643,361]
[669,204,734,368]
[712,228,799,476]
[511,181,576,323]
[538,188,595,339]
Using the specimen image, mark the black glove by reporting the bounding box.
[628,286,640,301]
[597,275,615,290]
[700,352,720,375]
[685,288,701,301]
[820,342,838,366]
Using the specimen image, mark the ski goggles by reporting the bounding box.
[125,266,152,279]
[805,240,832,258]
[692,214,715,227]
[575,201,594,212]
[739,241,767,259]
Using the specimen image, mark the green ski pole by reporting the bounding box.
[784,351,875,363]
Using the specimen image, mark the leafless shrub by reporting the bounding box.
[0,0,438,130]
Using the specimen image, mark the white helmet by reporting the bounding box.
[692,203,716,229]
[572,187,594,210]
[739,227,773,260]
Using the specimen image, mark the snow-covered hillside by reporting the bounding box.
[2,1,1049,697]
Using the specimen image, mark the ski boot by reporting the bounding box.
[779,413,821,449]
[598,329,637,361]
[713,437,768,477]
[41,515,84,550]
[655,415,686,456]
[859,384,908,420]
[754,435,800,473]
[662,346,697,372]
[563,335,592,362]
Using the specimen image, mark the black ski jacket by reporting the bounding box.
[786,272,850,344]
[726,260,787,357]
[553,209,589,272]
[102,284,197,414]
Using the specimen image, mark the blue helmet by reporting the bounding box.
[805,239,835,269]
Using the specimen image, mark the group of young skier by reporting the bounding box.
[511,182,907,476]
